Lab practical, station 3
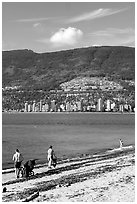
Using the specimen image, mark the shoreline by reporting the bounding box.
[2,144,134,171]
[2,146,135,202]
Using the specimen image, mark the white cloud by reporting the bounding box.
[67,8,128,23]
[50,27,83,47]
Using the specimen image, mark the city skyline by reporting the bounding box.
[2,1,135,53]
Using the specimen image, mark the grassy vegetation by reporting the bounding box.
[2,46,135,91]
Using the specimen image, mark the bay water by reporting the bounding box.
[2,112,135,170]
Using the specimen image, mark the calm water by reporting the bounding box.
[2,112,135,169]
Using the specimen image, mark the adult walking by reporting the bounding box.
[47,145,57,169]
[12,149,23,178]
[119,139,123,150]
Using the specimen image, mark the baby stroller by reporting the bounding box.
[52,155,57,168]
[22,159,37,178]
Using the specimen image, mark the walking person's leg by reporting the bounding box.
[15,167,18,178]
[48,156,52,168]
[15,162,21,178]
[16,167,20,178]
[14,162,18,178]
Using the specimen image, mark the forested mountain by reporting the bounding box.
[2,46,135,91]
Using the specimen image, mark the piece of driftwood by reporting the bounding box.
[22,191,39,202]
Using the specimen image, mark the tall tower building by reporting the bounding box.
[119,104,124,112]
[45,103,49,112]
[24,102,28,112]
[51,100,56,112]
[106,100,111,111]
[97,98,103,112]
[28,104,31,112]
[39,100,42,112]
[66,102,71,112]
[32,101,36,112]
[77,101,81,111]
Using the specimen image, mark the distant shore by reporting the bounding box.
[2,146,135,202]
[2,111,135,114]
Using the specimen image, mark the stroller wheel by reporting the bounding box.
[20,167,24,178]
[30,171,34,176]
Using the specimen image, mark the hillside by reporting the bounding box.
[2,46,135,91]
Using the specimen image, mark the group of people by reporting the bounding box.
[12,140,124,179]
[12,145,57,179]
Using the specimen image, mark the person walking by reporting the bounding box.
[12,149,24,178]
[119,139,123,150]
[47,146,53,168]
[47,145,56,169]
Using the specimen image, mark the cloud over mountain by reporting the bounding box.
[50,27,83,47]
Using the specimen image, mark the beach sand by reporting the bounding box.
[2,147,135,202]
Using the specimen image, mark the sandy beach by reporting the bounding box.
[2,146,135,202]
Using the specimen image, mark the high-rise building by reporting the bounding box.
[32,101,36,112]
[40,100,42,112]
[106,99,111,111]
[66,102,71,112]
[45,103,49,112]
[77,101,81,111]
[73,103,77,112]
[42,105,45,112]
[28,104,31,112]
[60,104,65,111]
[119,104,124,112]
[97,98,103,111]
[24,102,28,112]
[50,100,56,112]
[111,102,116,111]
[124,104,128,111]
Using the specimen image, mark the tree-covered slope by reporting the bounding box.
[2,46,135,90]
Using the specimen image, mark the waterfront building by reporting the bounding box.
[83,106,87,112]
[45,103,49,112]
[70,103,75,112]
[128,105,132,112]
[28,104,31,112]
[111,102,116,111]
[60,104,65,111]
[24,102,28,112]
[50,100,56,112]
[97,98,103,112]
[87,105,91,111]
[35,105,40,112]
[124,104,129,111]
[57,108,61,112]
[73,103,77,112]
[106,99,111,111]
[42,105,45,112]
[40,100,42,112]
[77,101,82,111]
[66,102,71,112]
[32,101,36,112]
[119,104,124,112]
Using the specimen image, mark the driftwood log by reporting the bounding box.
[22,191,39,202]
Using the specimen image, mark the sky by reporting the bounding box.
[2,1,135,53]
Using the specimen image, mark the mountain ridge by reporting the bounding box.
[2,46,135,91]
